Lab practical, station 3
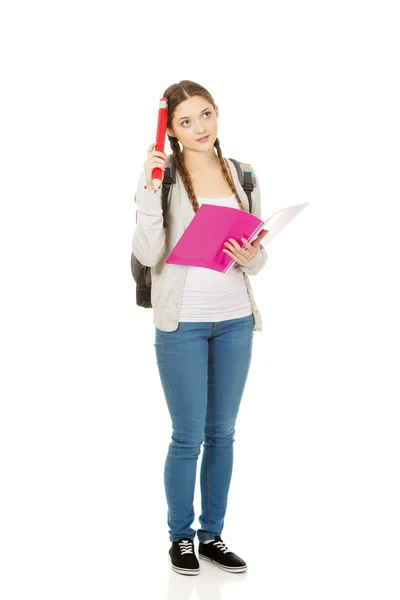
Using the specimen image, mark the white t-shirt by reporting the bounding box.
[178,194,253,323]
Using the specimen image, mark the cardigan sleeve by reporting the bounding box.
[131,170,166,267]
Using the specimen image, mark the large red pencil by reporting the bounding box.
[152,97,168,190]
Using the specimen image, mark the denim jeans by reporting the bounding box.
[154,313,254,543]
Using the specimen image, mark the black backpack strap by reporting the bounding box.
[161,154,175,228]
[161,155,254,226]
[227,158,253,214]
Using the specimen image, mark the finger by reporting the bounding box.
[232,238,250,254]
[234,241,251,258]
[225,242,247,260]
[245,241,256,254]
[224,241,240,256]
[222,248,237,261]
[241,239,255,255]
[225,239,253,258]
[147,142,157,155]
[228,238,243,251]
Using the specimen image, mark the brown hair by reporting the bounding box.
[163,80,245,214]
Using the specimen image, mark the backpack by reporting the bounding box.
[131,155,257,308]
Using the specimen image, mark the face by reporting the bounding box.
[167,95,219,150]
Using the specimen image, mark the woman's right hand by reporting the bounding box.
[144,142,167,189]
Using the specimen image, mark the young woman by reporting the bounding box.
[132,80,268,576]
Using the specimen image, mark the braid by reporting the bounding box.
[169,136,200,213]
[214,138,245,211]
[168,135,245,214]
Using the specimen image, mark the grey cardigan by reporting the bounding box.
[131,158,268,332]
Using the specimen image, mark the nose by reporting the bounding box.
[194,120,206,135]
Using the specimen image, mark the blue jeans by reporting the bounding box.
[154,314,254,542]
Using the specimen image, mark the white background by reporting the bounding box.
[1,1,399,598]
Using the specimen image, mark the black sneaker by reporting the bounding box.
[169,538,200,576]
[198,535,248,573]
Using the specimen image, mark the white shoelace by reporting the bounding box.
[213,540,231,554]
[179,540,194,555]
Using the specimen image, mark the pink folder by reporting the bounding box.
[165,204,266,274]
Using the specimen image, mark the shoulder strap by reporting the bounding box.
[161,155,176,228]
[227,158,256,214]
[160,155,256,226]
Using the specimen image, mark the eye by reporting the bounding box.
[181,111,211,127]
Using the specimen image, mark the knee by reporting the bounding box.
[204,427,236,446]
[170,432,204,455]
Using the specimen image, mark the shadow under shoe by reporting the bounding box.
[198,535,248,573]
[169,538,200,576]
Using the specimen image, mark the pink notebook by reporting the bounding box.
[165,204,266,274]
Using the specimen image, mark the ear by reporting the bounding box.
[215,105,219,118]
[167,128,174,137]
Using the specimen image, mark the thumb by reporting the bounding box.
[251,229,268,248]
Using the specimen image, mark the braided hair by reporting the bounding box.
[163,80,246,214]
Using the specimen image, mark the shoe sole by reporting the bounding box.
[169,555,200,576]
[198,552,248,573]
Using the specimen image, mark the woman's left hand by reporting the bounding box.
[222,229,268,265]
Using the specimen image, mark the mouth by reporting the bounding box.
[196,135,209,142]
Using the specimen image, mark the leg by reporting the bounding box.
[154,321,212,542]
[197,314,254,542]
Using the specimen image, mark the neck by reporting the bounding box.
[182,147,221,174]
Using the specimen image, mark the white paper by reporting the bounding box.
[248,202,309,246]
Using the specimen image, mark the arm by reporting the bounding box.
[239,171,268,276]
[131,170,166,267]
